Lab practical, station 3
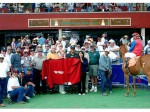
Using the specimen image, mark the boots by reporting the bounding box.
[125,57,130,68]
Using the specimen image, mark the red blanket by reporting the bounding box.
[41,58,81,88]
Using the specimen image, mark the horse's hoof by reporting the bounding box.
[132,93,136,96]
[125,94,128,97]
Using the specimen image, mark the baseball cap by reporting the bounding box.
[90,44,95,47]
[30,49,35,52]
[70,45,75,49]
[86,35,90,38]
[148,40,150,44]
[109,39,115,43]
[0,54,4,58]
[27,67,32,71]
[12,68,19,73]
[1,47,6,52]
[37,48,43,52]
[81,46,85,50]
[23,49,29,53]
[132,32,140,37]
[104,48,110,52]
[124,35,128,38]
[62,35,66,38]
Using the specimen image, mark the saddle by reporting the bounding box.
[124,56,140,68]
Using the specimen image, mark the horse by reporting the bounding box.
[119,44,150,96]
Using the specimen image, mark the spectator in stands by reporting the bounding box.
[7,69,27,104]
[18,3,24,13]
[34,3,41,13]
[81,3,87,12]
[87,3,92,12]
[9,3,15,13]
[31,3,35,12]
[11,47,21,73]
[88,44,100,93]
[78,51,88,95]
[144,40,150,54]
[0,54,10,107]
[99,48,112,96]
[33,48,46,95]
[93,3,98,12]
[45,3,53,12]
[67,3,74,12]
[147,3,150,11]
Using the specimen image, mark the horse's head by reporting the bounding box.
[119,45,128,58]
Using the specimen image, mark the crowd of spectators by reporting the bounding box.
[0,3,150,13]
[1,31,150,107]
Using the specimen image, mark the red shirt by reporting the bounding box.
[133,39,143,56]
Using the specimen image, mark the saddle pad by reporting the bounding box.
[128,56,139,67]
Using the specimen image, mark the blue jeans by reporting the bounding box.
[0,78,7,104]
[99,70,112,93]
[25,85,34,97]
[48,7,53,12]
[93,5,97,12]
[88,6,92,12]
[8,86,26,102]
[68,9,74,12]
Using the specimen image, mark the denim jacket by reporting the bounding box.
[99,54,112,74]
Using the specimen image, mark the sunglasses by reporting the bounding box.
[45,46,49,47]
[0,58,4,59]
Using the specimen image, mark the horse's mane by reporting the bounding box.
[119,45,128,58]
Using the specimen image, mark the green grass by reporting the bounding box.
[2,87,150,109]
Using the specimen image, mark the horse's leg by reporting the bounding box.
[132,76,136,96]
[125,73,130,96]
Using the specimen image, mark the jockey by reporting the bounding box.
[125,32,143,59]
[124,32,143,68]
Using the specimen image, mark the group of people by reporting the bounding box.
[0,3,149,13]
[0,31,146,107]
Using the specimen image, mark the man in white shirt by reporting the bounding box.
[61,36,67,50]
[70,36,78,46]
[0,54,9,107]
[7,69,26,104]
[108,39,120,62]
